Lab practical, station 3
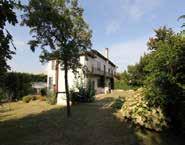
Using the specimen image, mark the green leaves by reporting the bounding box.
[178,15,185,28]
[0,0,22,85]
[22,0,92,71]
[121,26,185,131]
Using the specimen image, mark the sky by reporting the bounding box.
[7,0,185,73]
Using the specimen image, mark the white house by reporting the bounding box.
[47,48,117,105]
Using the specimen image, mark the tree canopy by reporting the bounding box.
[22,0,92,116]
[0,0,20,77]
[116,26,185,132]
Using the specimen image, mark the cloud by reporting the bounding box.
[105,0,161,34]
[105,20,121,35]
[109,36,150,71]
[121,0,161,20]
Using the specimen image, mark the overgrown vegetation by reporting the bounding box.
[120,89,167,131]
[0,0,21,78]
[117,26,185,133]
[115,52,150,90]
[22,95,34,103]
[46,91,56,105]
[111,96,124,110]
[0,72,46,101]
[1,94,183,145]
[22,95,46,103]
[41,88,47,96]
[70,81,96,104]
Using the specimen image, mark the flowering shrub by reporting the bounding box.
[121,88,168,131]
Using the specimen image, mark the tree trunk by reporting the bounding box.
[64,63,71,117]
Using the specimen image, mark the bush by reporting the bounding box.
[22,95,46,103]
[36,95,46,101]
[2,72,47,100]
[0,88,6,102]
[41,88,47,96]
[22,95,33,103]
[46,91,56,105]
[121,88,168,131]
[117,27,185,133]
[115,80,139,90]
[70,90,79,104]
[70,81,96,103]
[111,97,124,110]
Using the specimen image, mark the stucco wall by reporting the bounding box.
[47,51,116,105]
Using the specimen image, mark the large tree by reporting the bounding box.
[144,27,185,131]
[0,0,20,84]
[22,0,92,116]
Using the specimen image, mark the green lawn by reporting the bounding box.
[0,91,183,145]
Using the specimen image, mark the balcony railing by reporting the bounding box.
[85,67,114,77]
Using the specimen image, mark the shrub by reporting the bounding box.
[35,95,46,101]
[22,95,33,103]
[121,88,168,131]
[85,81,96,102]
[111,97,124,110]
[70,81,96,103]
[0,88,6,102]
[46,91,56,105]
[70,90,79,104]
[117,27,185,133]
[2,72,47,100]
[40,88,47,96]
[22,95,46,103]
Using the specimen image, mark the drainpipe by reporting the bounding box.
[104,48,109,93]
[55,60,59,94]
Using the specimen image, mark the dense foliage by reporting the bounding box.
[0,72,47,101]
[70,81,95,103]
[46,91,57,105]
[111,96,124,110]
[0,0,21,85]
[0,0,19,72]
[22,95,46,103]
[144,27,185,132]
[115,56,149,90]
[118,27,185,132]
[120,89,167,131]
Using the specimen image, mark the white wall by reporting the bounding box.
[47,52,116,104]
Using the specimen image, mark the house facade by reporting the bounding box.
[47,48,117,105]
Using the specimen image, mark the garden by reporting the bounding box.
[0,90,184,145]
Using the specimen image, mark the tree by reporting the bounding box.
[22,0,92,117]
[0,0,20,81]
[178,15,185,27]
[144,27,185,131]
[120,26,185,131]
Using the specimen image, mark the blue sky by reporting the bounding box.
[8,0,185,73]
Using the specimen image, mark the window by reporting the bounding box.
[97,62,101,71]
[91,65,94,72]
[48,77,53,89]
[97,77,105,88]
[51,60,55,70]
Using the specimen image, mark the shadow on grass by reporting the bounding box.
[0,97,184,145]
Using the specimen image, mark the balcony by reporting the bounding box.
[85,67,114,78]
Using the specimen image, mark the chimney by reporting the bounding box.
[105,48,109,59]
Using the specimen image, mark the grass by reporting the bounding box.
[0,91,184,145]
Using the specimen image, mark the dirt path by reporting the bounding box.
[0,96,183,145]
